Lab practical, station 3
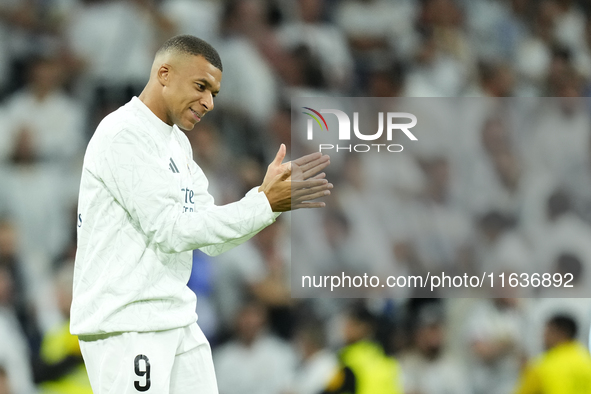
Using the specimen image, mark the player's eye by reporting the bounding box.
[195,83,205,90]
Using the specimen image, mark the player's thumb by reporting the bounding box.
[273,143,286,165]
[279,165,291,181]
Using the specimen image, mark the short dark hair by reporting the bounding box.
[348,302,376,328]
[548,314,578,340]
[547,189,571,219]
[555,253,583,281]
[158,35,223,71]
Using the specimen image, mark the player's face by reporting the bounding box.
[164,55,221,131]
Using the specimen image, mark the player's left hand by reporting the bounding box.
[260,144,330,192]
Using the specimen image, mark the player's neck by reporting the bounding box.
[138,88,173,127]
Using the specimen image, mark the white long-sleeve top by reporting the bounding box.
[71,97,278,336]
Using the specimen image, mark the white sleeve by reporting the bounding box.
[97,128,278,256]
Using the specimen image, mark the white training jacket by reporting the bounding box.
[71,97,279,336]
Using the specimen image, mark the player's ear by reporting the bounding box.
[157,64,171,86]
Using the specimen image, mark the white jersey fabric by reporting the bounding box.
[71,97,279,336]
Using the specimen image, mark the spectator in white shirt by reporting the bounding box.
[276,0,353,91]
[399,303,471,394]
[289,320,338,394]
[1,56,85,169]
[66,0,173,113]
[464,298,527,394]
[160,0,221,44]
[214,301,296,394]
[0,266,36,394]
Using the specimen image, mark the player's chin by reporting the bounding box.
[177,118,197,131]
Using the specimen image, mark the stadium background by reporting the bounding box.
[1,0,591,393]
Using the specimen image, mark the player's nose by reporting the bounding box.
[200,92,214,112]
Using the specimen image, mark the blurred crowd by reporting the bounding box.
[2,0,591,393]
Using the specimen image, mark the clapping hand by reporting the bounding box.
[259,144,332,212]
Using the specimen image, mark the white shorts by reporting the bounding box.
[79,323,218,394]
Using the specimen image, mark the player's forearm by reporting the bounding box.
[146,191,276,254]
